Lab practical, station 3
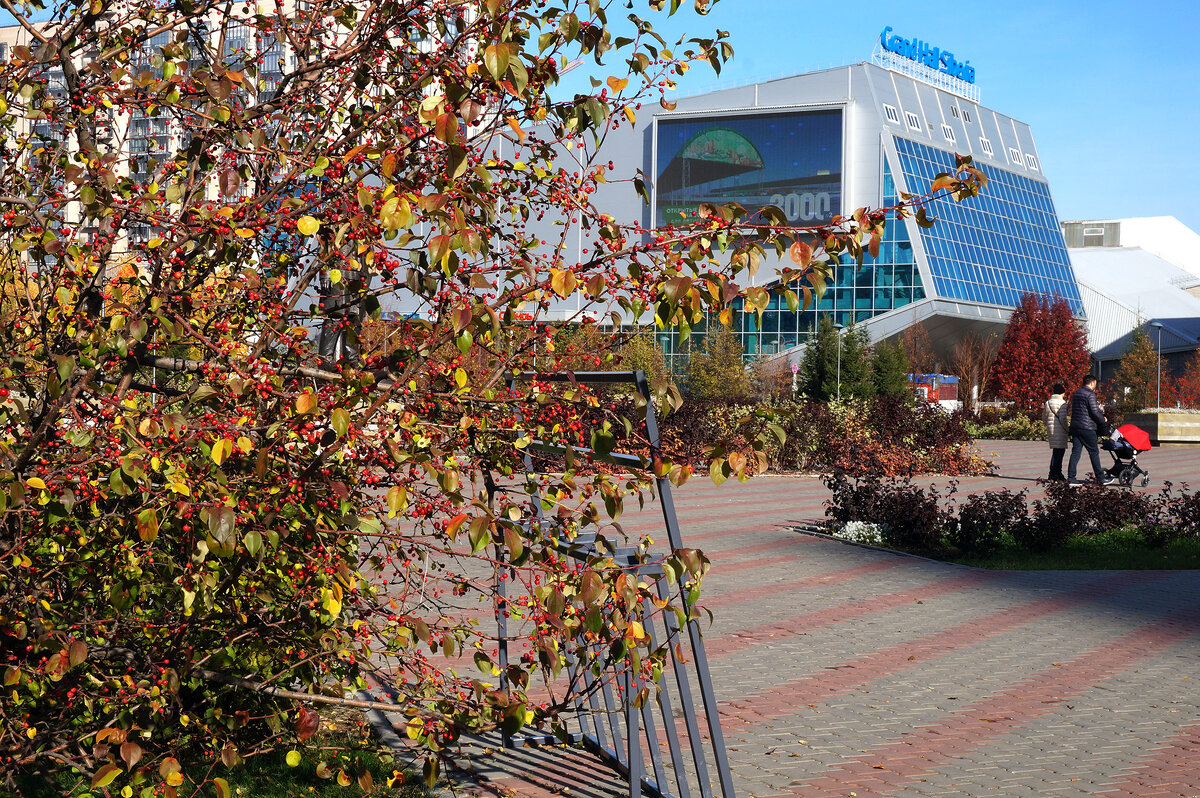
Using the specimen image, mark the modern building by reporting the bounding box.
[1064,217,1200,380]
[566,28,1085,372]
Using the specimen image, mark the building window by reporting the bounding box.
[1083,227,1106,247]
[1008,147,1022,164]
[979,138,993,157]
[962,108,972,123]
[1025,153,1040,171]
[882,104,901,124]
[941,124,956,143]
[950,106,960,119]
[904,111,922,131]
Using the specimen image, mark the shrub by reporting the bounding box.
[1169,486,1200,538]
[823,472,950,552]
[876,482,950,551]
[823,472,886,525]
[952,489,1028,554]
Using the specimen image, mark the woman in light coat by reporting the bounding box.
[1042,383,1070,481]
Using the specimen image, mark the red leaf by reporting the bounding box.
[295,706,319,742]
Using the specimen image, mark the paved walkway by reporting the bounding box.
[426,441,1200,797]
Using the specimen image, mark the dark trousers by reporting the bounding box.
[1048,447,1066,481]
[1067,428,1104,483]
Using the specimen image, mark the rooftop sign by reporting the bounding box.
[879,27,975,85]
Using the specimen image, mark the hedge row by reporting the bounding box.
[656,396,990,477]
[824,475,1200,554]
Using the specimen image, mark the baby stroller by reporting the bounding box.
[1101,424,1152,487]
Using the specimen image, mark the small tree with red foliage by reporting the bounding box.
[1169,349,1200,409]
[989,293,1090,413]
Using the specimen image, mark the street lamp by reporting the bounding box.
[833,322,845,402]
[1149,321,1164,409]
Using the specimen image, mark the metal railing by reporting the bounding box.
[498,370,736,798]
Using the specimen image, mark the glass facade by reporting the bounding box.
[658,162,925,368]
[892,137,1083,314]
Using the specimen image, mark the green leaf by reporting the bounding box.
[483,44,509,80]
[468,516,491,554]
[243,530,263,556]
[330,407,349,438]
[386,485,408,516]
[709,458,728,486]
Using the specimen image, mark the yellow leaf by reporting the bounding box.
[91,764,121,789]
[234,228,255,238]
[607,76,629,91]
[286,750,301,767]
[236,436,253,454]
[26,477,47,490]
[624,106,636,124]
[213,776,231,798]
[211,439,232,465]
[166,771,183,787]
[550,269,577,299]
[296,216,320,236]
[329,268,342,284]
[295,392,318,415]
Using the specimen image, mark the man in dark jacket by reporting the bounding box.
[1067,375,1112,486]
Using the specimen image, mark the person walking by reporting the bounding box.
[1067,375,1112,486]
[1042,383,1070,481]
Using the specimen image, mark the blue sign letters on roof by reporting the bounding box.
[880,27,976,84]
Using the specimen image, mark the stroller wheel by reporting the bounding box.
[1140,474,1151,487]
[1119,470,1133,487]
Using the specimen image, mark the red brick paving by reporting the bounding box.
[778,600,1200,796]
[429,441,1200,797]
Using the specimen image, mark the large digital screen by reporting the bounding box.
[654,109,843,228]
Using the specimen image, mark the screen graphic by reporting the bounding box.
[655,109,843,228]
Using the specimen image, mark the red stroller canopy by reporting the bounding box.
[1116,424,1152,452]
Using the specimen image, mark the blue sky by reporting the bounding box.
[565,0,1200,232]
[5,1,1198,231]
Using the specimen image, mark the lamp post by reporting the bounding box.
[1149,321,1164,409]
[833,322,845,402]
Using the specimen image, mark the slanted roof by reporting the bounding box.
[1071,246,1200,360]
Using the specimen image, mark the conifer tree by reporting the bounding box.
[872,339,912,399]
[799,315,839,400]
[1113,326,1166,411]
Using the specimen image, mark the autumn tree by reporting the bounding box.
[948,330,999,412]
[899,320,936,383]
[1170,349,1200,409]
[685,322,749,399]
[1112,326,1166,411]
[0,1,985,793]
[988,293,1090,413]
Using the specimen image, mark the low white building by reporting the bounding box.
[1063,217,1200,379]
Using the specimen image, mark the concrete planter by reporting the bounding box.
[1124,411,1200,444]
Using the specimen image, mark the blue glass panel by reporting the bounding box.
[892,136,1083,314]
